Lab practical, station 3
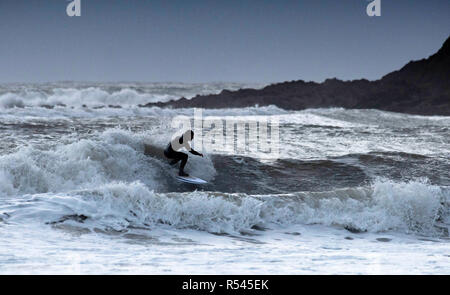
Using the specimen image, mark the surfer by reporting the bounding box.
[164,130,203,176]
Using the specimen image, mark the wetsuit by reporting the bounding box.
[164,136,201,175]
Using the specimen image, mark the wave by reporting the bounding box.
[2,179,448,237]
[307,108,450,126]
[0,82,265,108]
[1,124,448,197]
[0,128,215,196]
[0,127,448,237]
[0,124,366,196]
[0,103,290,121]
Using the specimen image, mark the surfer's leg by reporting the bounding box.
[165,149,181,166]
[178,153,189,176]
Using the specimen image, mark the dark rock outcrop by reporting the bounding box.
[142,37,450,115]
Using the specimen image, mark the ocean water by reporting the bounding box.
[0,82,449,274]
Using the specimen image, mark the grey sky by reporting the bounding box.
[0,0,449,83]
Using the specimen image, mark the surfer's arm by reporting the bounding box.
[185,142,203,157]
[189,149,203,157]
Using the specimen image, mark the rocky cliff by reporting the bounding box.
[142,37,450,115]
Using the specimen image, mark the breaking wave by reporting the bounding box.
[0,82,265,108]
[0,116,448,238]
[2,176,448,237]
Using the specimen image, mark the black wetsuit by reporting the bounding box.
[164,137,201,175]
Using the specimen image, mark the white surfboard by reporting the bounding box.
[176,175,208,184]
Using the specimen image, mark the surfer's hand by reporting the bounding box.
[200,153,204,157]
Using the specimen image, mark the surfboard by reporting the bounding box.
[176,175,208,184]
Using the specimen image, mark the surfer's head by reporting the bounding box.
[182,130,194,141]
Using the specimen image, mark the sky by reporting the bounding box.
[0,0,449,83]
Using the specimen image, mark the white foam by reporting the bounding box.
[4,176,446,238]
[0,129,152,195]
[0,93,25,108]
[0,127,218,197]
[0,82,265,109]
